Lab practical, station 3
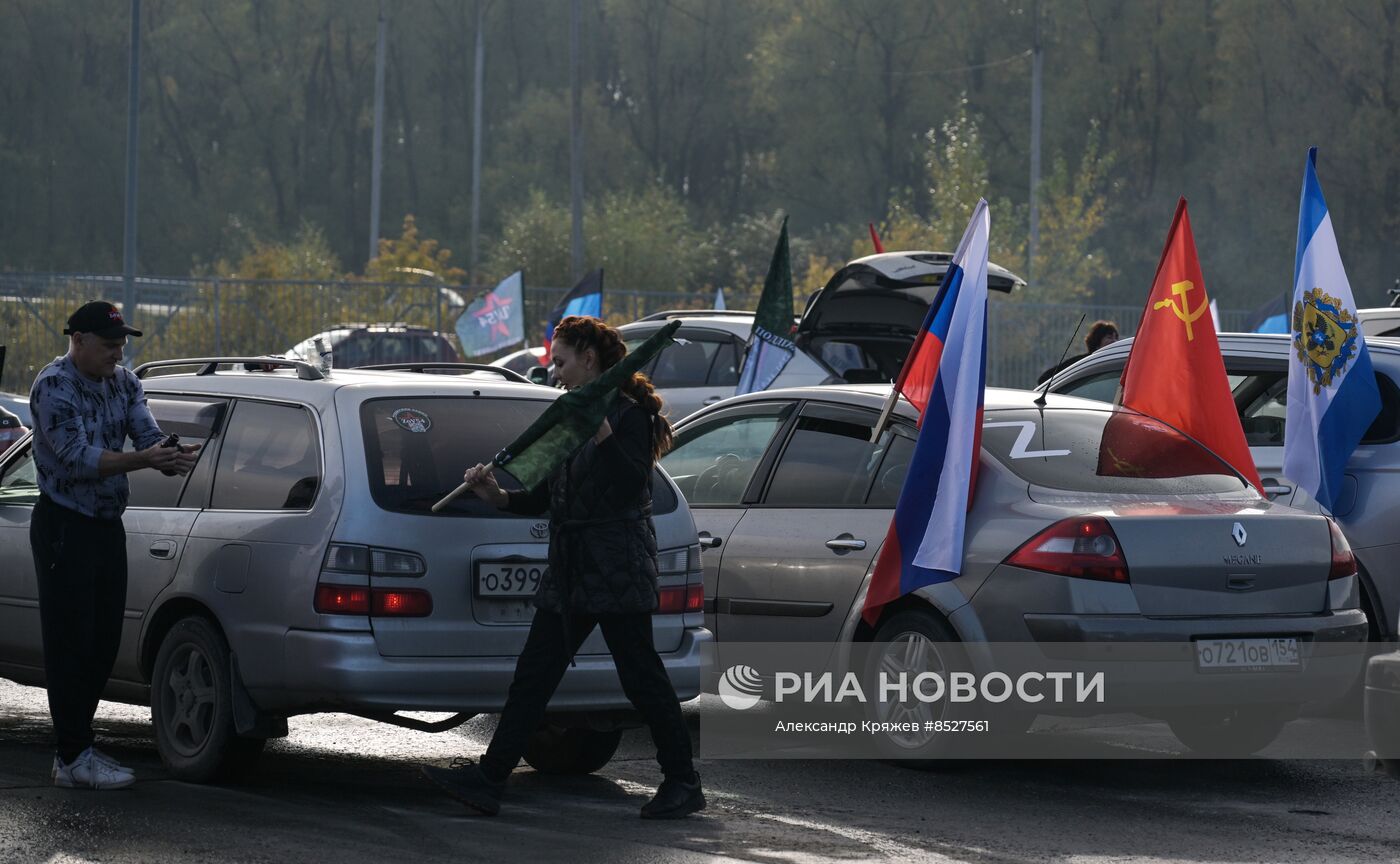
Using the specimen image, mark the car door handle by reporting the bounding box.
[697,532,723,549]
[825,537,867,552]
[1261,478,1293,497]
[149,540,177,560]
[702,395,723,406]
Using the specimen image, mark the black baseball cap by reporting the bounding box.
[63,301,143,338]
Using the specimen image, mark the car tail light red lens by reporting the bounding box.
[315,584,432,617]
[315,585,371,615]
[656,584,705,615]
[1327,519,1357,581]
[685,583,703,613]
[1004,516,1129,583]
[372,588,433,617]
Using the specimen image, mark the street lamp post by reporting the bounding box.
[122,0,142,358]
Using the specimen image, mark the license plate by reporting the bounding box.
[475,561,545,598]
[1195,637,1300,671]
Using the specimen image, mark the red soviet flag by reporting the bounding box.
[1114,198,1263,492]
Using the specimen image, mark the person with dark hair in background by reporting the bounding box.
[1037,319,1120,385]
[421,315,703,820]
[28,301,200,790]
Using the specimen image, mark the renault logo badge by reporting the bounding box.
[1231,522,1247,547]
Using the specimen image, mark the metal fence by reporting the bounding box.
[0,272,1255,395]
[985,297,1254,388]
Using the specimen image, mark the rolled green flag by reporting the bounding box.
[495,318,680,490]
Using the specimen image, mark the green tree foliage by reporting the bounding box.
[489,184,709,322]
[365,215,467,284]
[216,222,343,281]
[2,0,1397,312]
[875,101,1114,302]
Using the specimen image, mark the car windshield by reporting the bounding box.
[981,407,1255,499]
[360,396,547,516]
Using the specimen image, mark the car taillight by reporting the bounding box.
[656,584,704,615]
[323,543,425,576]
[1004,516,1129,583]
[315,584,433,617]
[372,588,433,617]
[315,585,371,615]
[1327,519,1356,581]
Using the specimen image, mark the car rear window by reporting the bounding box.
[339,333,453,367]
[360,396,678,516]
[981,407,1254,497]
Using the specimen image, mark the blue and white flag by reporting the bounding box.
[1283,148,1380,512]
[456,271,524,357]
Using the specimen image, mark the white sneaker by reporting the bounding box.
[52,748,135,790]
[89,747,130,774]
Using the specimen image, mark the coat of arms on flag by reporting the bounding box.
[1293,287,1364,395]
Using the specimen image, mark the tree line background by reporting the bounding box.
[1,0,1397,310]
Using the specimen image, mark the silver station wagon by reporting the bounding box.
[664,385,1366,755]
[0,357,707,782]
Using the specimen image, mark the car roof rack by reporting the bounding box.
[357,362,531,383]
[635,309,753,322]
[134,357,325,380]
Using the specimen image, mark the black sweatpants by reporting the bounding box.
[29,494,128,764]
[480,609,694,783]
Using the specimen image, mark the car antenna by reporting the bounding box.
[1034,314,1086,408]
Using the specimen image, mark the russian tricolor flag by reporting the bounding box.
[861,199,990,626]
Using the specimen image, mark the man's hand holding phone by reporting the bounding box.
[151,433,202,476]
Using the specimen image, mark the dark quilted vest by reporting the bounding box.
[533,398,660,615]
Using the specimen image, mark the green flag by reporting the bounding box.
[494,319,682,491]
[736,216,796,394]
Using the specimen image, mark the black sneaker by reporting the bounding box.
[640,772,705,820]
[420,761,505,816]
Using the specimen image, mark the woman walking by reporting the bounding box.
[422,315,703,820]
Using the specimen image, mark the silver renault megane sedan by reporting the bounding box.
[664,385,1367,755]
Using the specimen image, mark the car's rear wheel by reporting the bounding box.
[523,724,623,775]
[151,616,265,783]
[865,608,976,767]
[1166,706,1291,756]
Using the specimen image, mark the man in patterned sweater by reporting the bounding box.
[28,301,199,790]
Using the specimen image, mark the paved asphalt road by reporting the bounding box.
[2,680,1398,864]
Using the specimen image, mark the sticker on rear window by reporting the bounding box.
[983,420,1071,459]
[392,408,432,433]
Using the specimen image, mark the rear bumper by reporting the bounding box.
[1366,651,1400,760]
[250,626,712,715]
[1022,609,1369,643]
[1000,610,1369,714]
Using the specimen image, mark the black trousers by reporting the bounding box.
[29,494,128,764]
[480,609,694,783]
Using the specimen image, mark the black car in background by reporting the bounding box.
[286,323,461,368]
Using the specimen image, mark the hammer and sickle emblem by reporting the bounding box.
[1152,280,1209,341]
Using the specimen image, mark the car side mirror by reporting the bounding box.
[526,365,551,386]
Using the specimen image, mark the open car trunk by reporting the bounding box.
[795,251,1024,383]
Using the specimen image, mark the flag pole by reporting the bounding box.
[432,462,494,513]
[869,387,901,443]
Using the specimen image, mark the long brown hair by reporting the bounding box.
[552,315,674,461]
[1085,320,1119,353]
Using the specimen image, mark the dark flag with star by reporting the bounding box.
[456,271,524,357]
